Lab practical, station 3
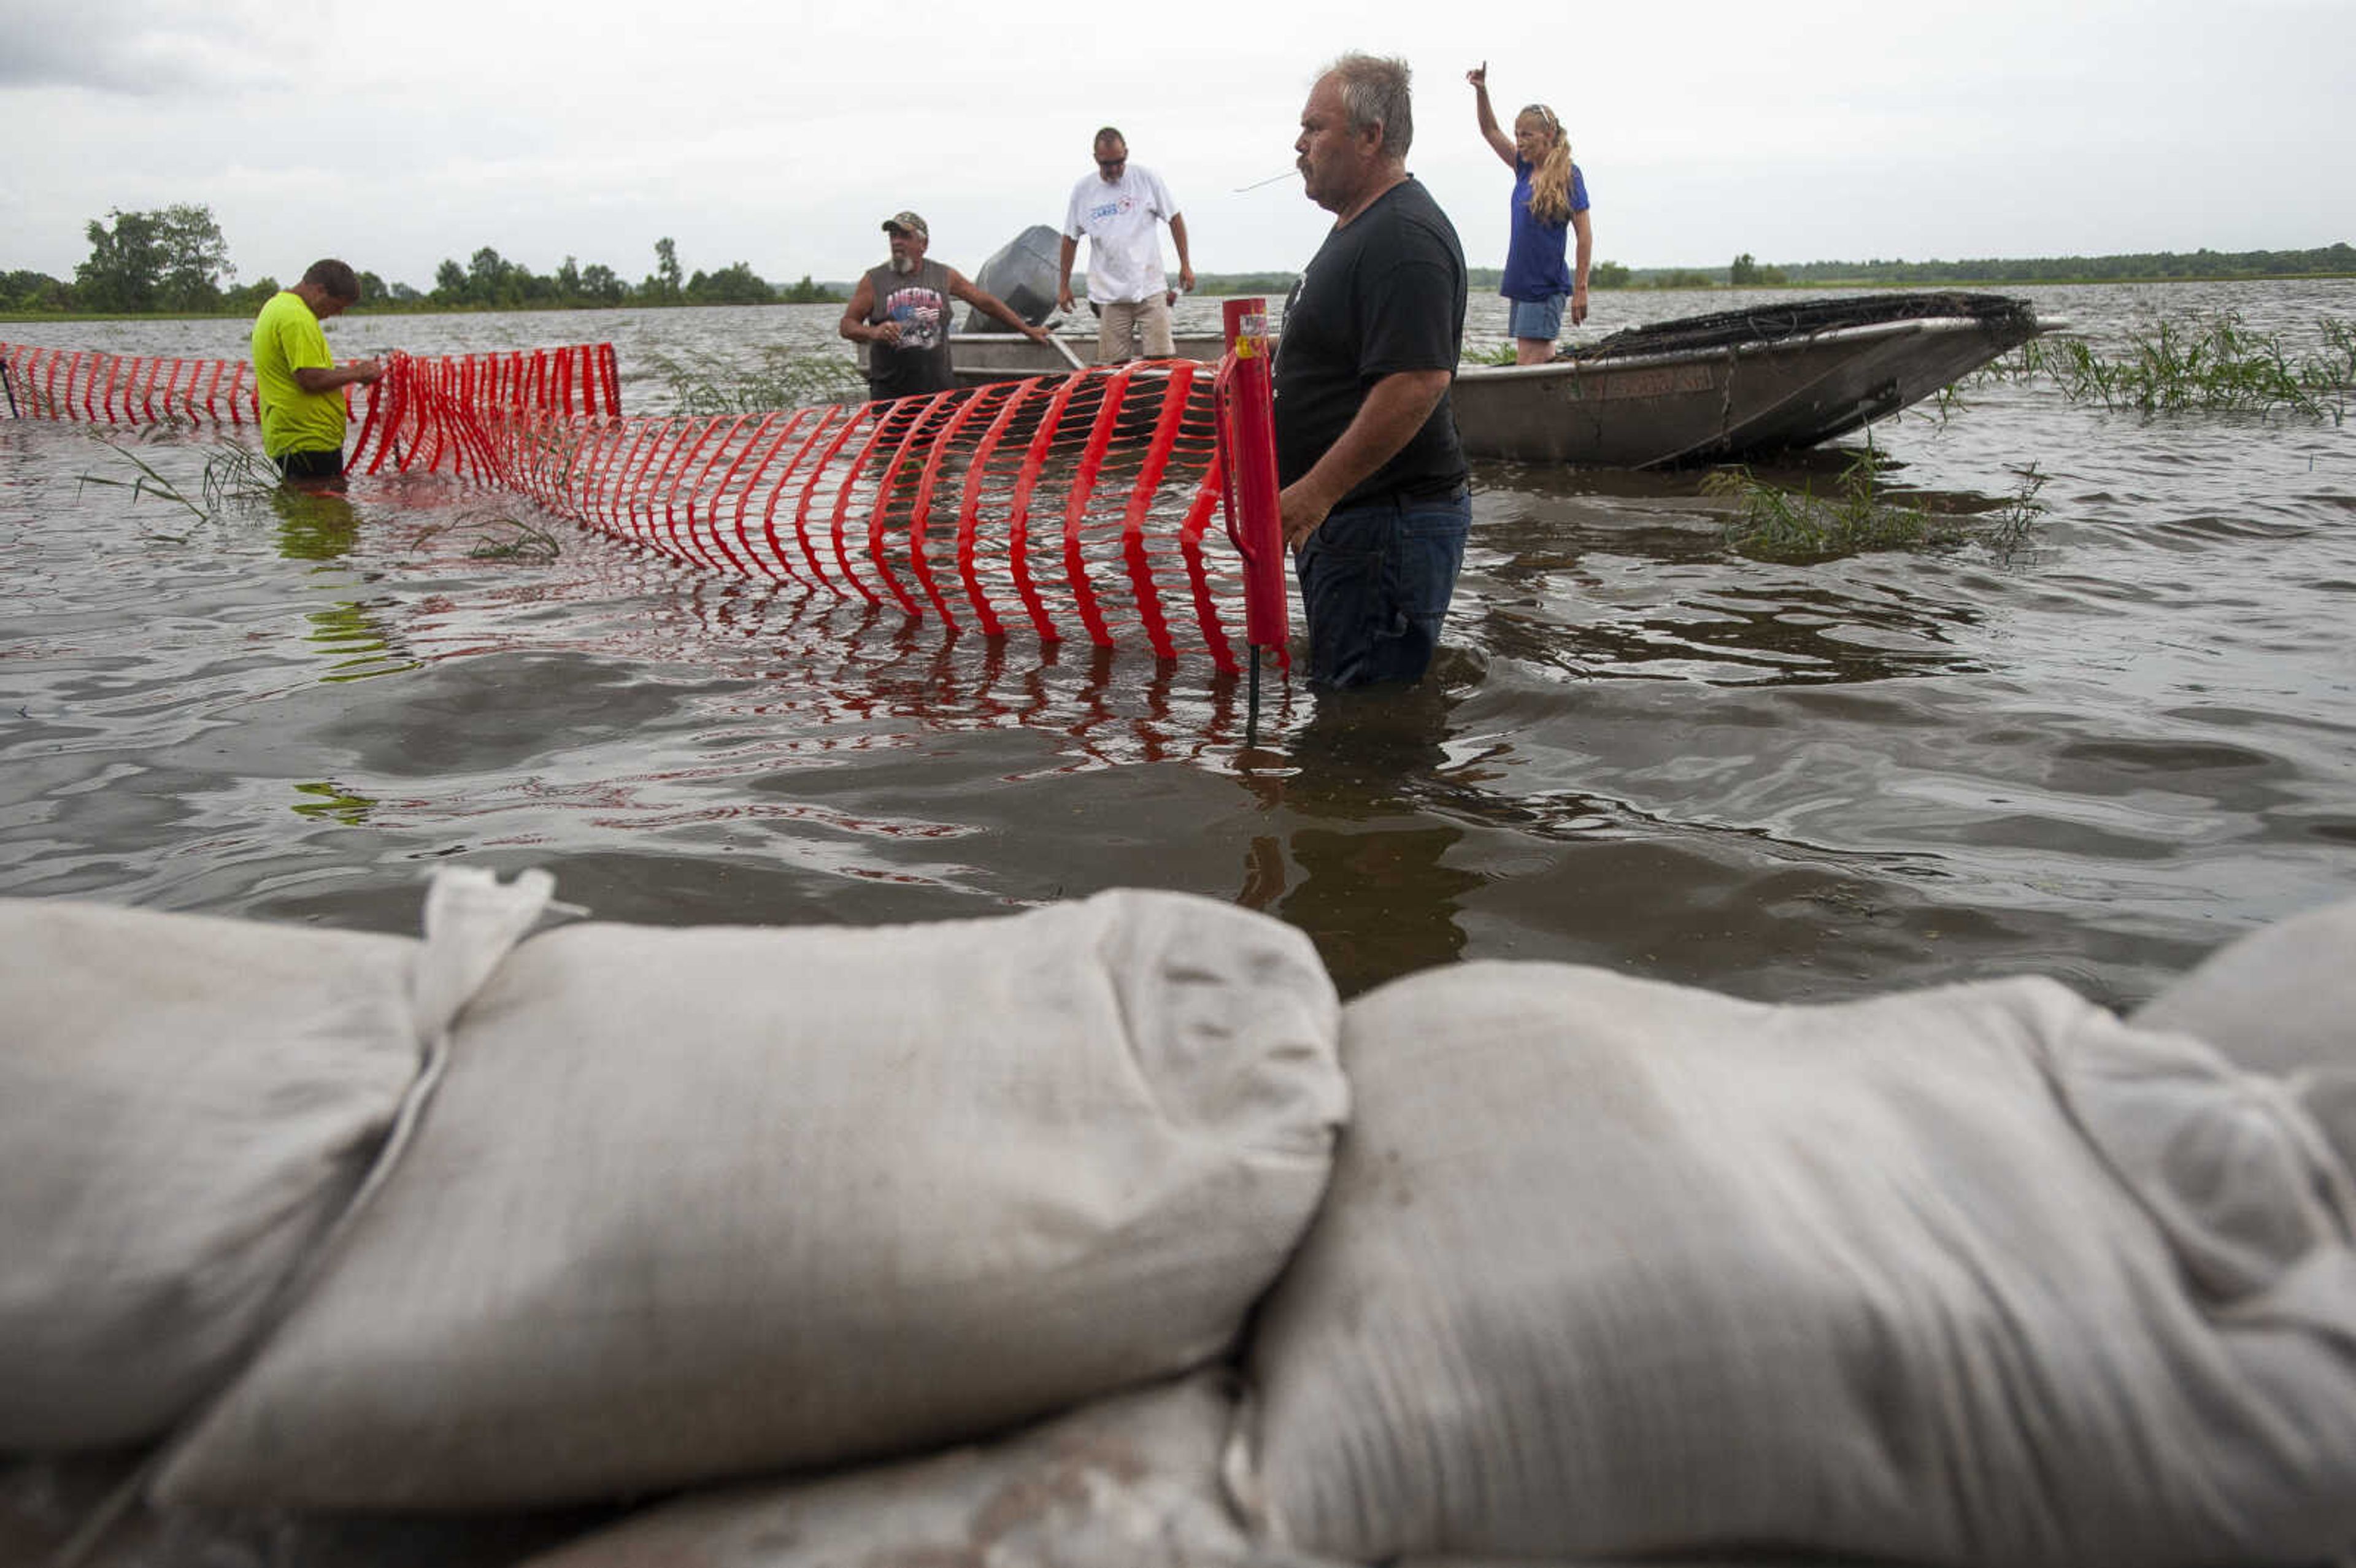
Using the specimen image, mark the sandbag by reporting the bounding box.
[158,888,1346,1510]
[2134,897,2356,1174]
[0,899,420,1451]
[1236,961,2356,1567]
[518,1372,1334,1568]
[0,870,553,1453]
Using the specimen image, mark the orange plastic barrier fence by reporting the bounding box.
[0,342,617,429]
[2,340,1279,672]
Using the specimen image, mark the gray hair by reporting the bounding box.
[1322,52,1413,159]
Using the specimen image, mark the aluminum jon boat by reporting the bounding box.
[1450,292,2053,467]
[872,291,2056,469]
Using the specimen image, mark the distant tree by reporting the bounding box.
[75,209,167,312]
[649,237,683,302]
[579,263,626,304]
[1589,260,1631,290]
[226,276,279,314]
[779,274,842,303]
[467,246,514,306]
[556,255,582,298]
[688,261,772,306]
[1730,252,1758,285]
[2,268,73,310]
[433,258,467,302]
[153,204,234,312]
[356,269,388,304]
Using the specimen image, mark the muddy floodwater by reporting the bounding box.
[2,280,2352,1006]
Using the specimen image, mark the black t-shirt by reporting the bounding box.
[1272,177,1468,504]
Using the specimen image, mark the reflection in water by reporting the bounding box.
[306,598,422,682]
[271,483,360,560]
[293,780,376,824]
[1240,682,1483,997]
[269,485,425,683]
[1469,492,1992,686]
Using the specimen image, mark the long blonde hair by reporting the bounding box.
[1518,104,1574,226]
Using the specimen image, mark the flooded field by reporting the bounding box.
[2,279,2352,1005]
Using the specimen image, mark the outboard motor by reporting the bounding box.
[963,225,1062,331]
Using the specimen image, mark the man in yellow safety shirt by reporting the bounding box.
[250,259,383,487]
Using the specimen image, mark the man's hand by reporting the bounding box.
[1057,282,1077,313]
[1280,479,1335,550]
[1178,264,1196,294]
[353,358,385,385]
[1023,322,1054,344]
[871,320,903,347]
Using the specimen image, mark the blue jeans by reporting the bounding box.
[1295,485,1471,688]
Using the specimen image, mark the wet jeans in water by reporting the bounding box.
[1294,485,1471,688]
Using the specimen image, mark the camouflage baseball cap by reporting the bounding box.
[881,210,929,238]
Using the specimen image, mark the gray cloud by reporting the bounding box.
[0,4,285,94]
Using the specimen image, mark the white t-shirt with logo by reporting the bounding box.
[1063,164,1180,305]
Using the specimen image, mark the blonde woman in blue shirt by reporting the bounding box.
[1468,63,1592,365]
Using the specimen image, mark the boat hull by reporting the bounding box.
[1450,305,2046,467]
[865,294,2050,469]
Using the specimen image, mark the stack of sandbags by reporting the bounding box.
[0,869,550,1455]
[146,885,1345,1510]
[1234,957,2356,1566]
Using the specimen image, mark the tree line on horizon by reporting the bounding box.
[6,206,2350,318]
[1,206,844,317]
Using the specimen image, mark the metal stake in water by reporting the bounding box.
[1246,647,1262,748]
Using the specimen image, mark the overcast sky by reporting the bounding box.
[2,0,2349,294]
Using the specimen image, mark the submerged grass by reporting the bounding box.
[404,512,565,561]
[77,439,205,520]
[1985,312,2353,422]
[1706,451,2048,562]
[77,437,563,560]
[647,346,868,415]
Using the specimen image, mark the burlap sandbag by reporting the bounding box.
[0,900,421,1451]
[1236,961,2356,1567]
[517,1371,1336,1568]
[159,889,1345,1509]
[2135,897,2356,1174]
[1,870,553,1453]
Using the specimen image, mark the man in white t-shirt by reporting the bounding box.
[1057,126,1196,363]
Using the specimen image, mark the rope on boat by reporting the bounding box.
[0,339,1287,674]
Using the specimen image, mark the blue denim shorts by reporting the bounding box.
[1293,484,1472,688]
[1509,294,1567,341]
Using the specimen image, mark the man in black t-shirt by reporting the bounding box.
[1274,53,1470,688]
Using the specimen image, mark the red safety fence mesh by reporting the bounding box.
[2,340,1276,672]
[0,341,618,428]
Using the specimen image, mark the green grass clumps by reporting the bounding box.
[1706,453,2047,562]
[403,512,565,561]
[647,346,867,415]
[1993,313,2352,422]
[78,436,281,522]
